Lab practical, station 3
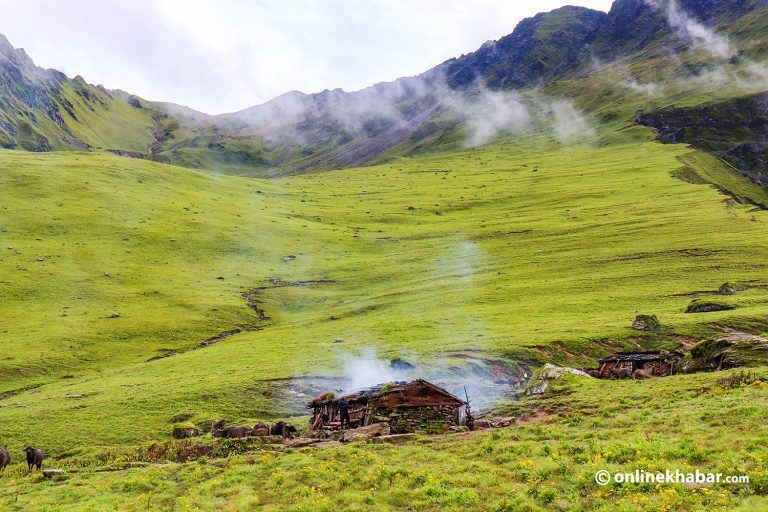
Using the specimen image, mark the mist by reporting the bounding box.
[645,0,735,59]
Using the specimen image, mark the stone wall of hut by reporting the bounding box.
[599,357,681,378]
[370,405,462,434]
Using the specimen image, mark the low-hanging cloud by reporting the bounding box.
[645,0,735,59]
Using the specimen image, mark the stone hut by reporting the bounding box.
[309,379,470,434]
[598,351,684,378]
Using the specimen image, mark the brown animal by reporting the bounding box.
[633,369,650,380]
[223,426,252,439]
[611,367,633,380]
[252,423,270,437]
[24,446,44,471]
[0,449,9,473]
[271,421,298,439]
[211,419,229,437]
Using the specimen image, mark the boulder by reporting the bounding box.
[536,363,591,380]
[42,469,65,479]
[632,314,661,330]
[525,364,592,395]
[489,416,515,428]
[340,422,390,443]
[685,302,736,314]
[472,418,493,430]
[284,438,325,448]
[172,425,203,439]
[719,282,748,295]
[372,434,420,444]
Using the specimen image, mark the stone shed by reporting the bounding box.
[309,379,470,434]
[598,351,684,378]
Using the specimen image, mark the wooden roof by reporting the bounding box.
[599,351,684,364]
[309,379,465,408]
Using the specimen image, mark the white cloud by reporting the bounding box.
[0,0,614,113]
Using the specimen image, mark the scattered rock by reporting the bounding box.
[109,312,121,318]
[472,418,492,429]
[340,422,390,443]
[284,438,325,448]
[488,416,516,428]
[42,469,65,479]
[172,425,203,439]
[685,302,736,314]
[525,363,592,395]
[372,434,420,444]
[719,282,748,295]
[390,358,416,370]
[171,412,194,423]
[632,314,661,330]
[67,394,83,399]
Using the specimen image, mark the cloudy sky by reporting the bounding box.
[1,0,614,114]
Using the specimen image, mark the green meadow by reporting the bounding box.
[2,124,768,510]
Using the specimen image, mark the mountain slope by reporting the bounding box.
[2,0,768,180]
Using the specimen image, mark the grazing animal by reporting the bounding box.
[23,446,44,471]
[611,367,633,380]
[223,426,252,439]
[211,419,228,437]
[282,424,298,439]
[0,449,10,473]
[271,422,298,439]
[252,423,270,437]
[270,421,287,437]
[633,369,650,380]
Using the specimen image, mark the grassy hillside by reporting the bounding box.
[2,368,768,511]
[2,129,768,451]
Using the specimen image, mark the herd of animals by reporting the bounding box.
[0,421,298,476]
[0,446,45,474]
[582,366,651,379]
[211,419,298,439]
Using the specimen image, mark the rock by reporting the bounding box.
[472,418,492,430]
[333,338,344,343]
[632,314,661,330]
[536,363,592,380]
[282,255,296,262]
[489,416,515,428]
[524,363,592,396]
[109,312,120,318]
[172,426,203,439]
[449,426,470,432]
[313,441,344,449]
[42,469,65,479]
[685,302,736,314]
[719,282,748,295]
[390,358,416,370]
[372,434,420,444]
[284,438,324,448]
[525,381,549,395]
[67,394,83,399]
[340,422,390,443]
